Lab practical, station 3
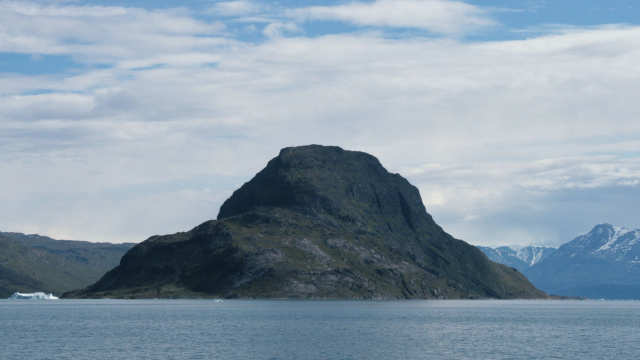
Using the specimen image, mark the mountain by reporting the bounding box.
[65,145,545,299]
[518,246,557,268]
[0,232,134,298]
[524,224,640,299]
[477,246,556,273]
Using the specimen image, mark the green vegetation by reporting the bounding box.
[0,232,134,297]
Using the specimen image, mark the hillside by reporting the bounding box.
[0,232,134,298]
[65,145,546,299]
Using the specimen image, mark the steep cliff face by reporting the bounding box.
[218,145,431,235]
[66,145,545,299]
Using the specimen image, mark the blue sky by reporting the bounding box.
[1,0,639,246]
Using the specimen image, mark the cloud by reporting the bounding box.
[1,1,640,245]
[207,1,263,17]
[0,1,226,63]
[289,0,496,35]
[3,180,233,243]
[262,21,300,38]
[2,93,94,120]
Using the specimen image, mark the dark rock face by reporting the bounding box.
[218,146,428,233]
[66,145,545,299]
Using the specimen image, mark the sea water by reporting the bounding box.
[1,299,639,360]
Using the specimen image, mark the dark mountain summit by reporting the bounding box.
[66,145,545,299]
[219,146,434,236]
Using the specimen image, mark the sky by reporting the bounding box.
[1,0,639,247]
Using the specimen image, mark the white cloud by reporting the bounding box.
[2,1,640,246]
[3,183,232,243]
[289,0,496,35]
[207,1,262,17]
[262,21,300,38]
[0,1,226,62]
[2,93,94,120]
[407,155,640,246]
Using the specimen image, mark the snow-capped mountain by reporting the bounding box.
[555,224,640,262]
[524,224,640,299]
[516,246,557,267]
[478,245,556,273]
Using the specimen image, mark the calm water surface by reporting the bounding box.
[1,299,639,359]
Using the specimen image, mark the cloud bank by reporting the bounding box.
[1,1,639,246]
[289,0,495,35]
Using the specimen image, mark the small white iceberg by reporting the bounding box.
[9,292,59,300]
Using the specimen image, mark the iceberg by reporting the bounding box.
[9,292,59,300]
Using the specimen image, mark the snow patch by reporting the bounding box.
[594,226,632,253]
[516,246,555,266]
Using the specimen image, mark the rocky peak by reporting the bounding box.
[217,145,434,236]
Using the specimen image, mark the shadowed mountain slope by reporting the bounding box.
[0,233,134,297]
[66,145,545,299]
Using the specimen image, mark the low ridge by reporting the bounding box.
[0,232,134,297]
[65,145,545,299]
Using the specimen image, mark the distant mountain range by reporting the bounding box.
[478,224,640,299]
[477,245,556,273]
[0,231,134,298]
